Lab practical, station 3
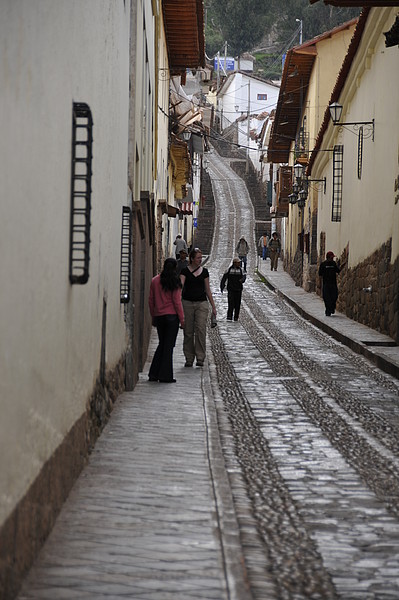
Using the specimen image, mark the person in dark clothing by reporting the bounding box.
[148,258,185,383]
[318,251,340,316]
[176,249,188,275]
[180,248,217,367]
[220,257,246,321]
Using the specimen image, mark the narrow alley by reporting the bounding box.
[16,150,399,600]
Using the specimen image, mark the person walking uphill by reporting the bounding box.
[268,232,281,271]
[173,234,188,259]
[180,248,217,367]
[220,257,246,321]
[235,237,249,272]
[319,251,341,316]
[148,258,185,383]
[258,233,269,260]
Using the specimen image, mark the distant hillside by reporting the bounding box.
[205,0,360,79]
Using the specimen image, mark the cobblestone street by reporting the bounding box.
[16,149,399,600]
[207,151,399,599]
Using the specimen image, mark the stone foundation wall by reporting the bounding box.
[229,159,271,246]
[0,357,126,600]
[194,170,215,255]
[336,240,399,343]
[210,125,244,160]
[285,247,303,287]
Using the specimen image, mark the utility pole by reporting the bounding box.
[296,19,303,45]
[224,41,227,73]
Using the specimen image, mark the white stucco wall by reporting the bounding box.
[220,73,280,131]
[314,8,399,267]
[0,1,131,525]
[307,22,357,148]
[288,21,357,269]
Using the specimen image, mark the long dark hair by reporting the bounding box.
[160,258,181,291]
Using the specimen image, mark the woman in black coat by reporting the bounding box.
[220,257,246,321]
[318,251,340,316]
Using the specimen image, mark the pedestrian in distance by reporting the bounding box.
[268,232,281,271]
[319,251,341,316]
[220,257,246,321]
[180,248,217,367]
[173,234,188,259]
[235,236,249,272]
[258,233,269,260]
[148,258,185,383]
[176,248,189,276]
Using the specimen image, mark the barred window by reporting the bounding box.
[120,206,132,303]
[332,145,343,222]
[69,103,93,284]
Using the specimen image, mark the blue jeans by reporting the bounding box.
[239,255,247,271]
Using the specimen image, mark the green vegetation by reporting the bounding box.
[205,0,360,79]
[253,52,283,81]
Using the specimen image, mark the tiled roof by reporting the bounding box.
[267,19,358,164]
[163,0,205,76]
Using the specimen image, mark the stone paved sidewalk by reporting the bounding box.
[17,332,250,600]
[16,262,399,600]
[257,258,399,379]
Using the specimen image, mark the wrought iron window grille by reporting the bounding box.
[332,145,343,222]
[69,103,93,284]
[120,206,132,303]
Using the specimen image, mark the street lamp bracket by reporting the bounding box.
[329,102,374,141]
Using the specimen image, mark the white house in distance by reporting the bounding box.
[217,71,280,131]
[216,71,280,168]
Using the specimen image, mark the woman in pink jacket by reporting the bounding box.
[148,258,185,383]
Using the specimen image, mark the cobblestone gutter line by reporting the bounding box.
[208,325,338,600]
[240,291,399,518]
[251,276,399,396]
[201,354,254,600]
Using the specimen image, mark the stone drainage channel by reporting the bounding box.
[205,149,399,600]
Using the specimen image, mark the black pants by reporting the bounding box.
[149,314,179,381]
[322,283,338,315]
[227,290,242,321]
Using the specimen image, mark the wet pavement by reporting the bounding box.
[256,263,399,380]
[17,150,399,600]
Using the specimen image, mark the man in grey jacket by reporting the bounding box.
[173,234,188,259]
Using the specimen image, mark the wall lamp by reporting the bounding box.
[329,102,374,141]
[289,189,307,209]
[182,130,192,141]
[294,163,326,193]
[290,163,326,209]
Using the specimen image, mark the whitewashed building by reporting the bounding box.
[309,7,399,340]
[217,72,280,132]
[0,0,205,597]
